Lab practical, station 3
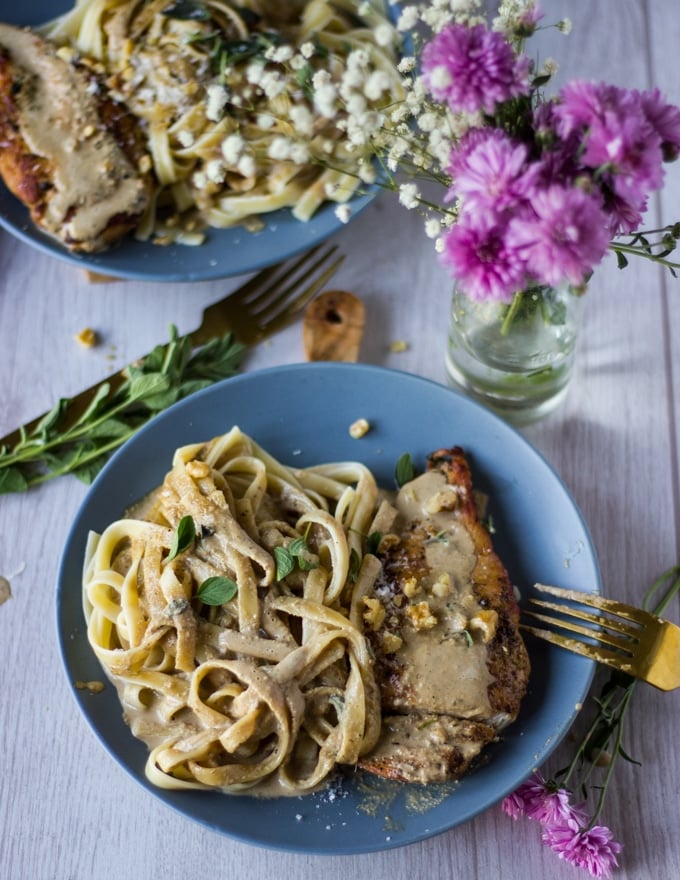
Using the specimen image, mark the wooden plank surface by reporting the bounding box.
[1,2,679,878]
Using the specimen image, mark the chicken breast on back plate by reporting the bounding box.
[0,23,151,252]
[359,446,531,784]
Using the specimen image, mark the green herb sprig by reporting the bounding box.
[0,326,245,494]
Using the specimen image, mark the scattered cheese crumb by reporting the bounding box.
[389,339,409,353]
[349,417,371,439]
[74,327,99,348]
[75,680,105,693]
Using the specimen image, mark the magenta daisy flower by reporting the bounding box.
[447,130,537,211]
[422,23,531,115]
[638,87,680,159]
[506,184,610,286]
[440,214,526,303]
[542,822,623,879]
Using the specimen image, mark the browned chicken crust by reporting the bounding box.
[359,446,531,784]
[0,23,151,252]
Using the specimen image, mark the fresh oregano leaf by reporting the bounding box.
[196,575,238,605]
[395,452,416,487]
[274,546,295,580]
[167,515,196,561]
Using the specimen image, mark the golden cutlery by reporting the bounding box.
[0,243,344,449]
[522,582,680,691]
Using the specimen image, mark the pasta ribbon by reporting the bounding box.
[83,426,386,796]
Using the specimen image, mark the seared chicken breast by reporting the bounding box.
[0,23,151,252]
[359,447,530,784]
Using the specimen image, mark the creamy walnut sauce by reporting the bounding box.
[373,470,496,718]
[0,24,147,245]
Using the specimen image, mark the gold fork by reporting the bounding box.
[0,243,344,449]
[521,583,680,691]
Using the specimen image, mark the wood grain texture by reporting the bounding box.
[1,3,679,879]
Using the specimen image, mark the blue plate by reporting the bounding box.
[56,363,599,853]
[0,1,376,281]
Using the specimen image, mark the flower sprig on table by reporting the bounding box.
[0,327,245,494]
[334,0,680,303]
[503,564,680,878]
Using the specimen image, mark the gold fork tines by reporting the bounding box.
[521,583,680,691]
[0,244,344,449]
[192,243,345,346]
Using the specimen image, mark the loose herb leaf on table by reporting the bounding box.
[0,326,245,494]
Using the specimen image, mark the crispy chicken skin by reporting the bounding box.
[0,23,151,252]
[359,446,531,784]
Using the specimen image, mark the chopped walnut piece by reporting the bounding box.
[362,596,386,631]
[405,601,438,630]
[469,609,499,643]
[74,327,99,348]
[381,632,403,654]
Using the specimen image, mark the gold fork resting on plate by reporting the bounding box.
[521,583,680,691]
[0,243,344,449]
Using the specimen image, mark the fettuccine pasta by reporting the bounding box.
[45,0,403,244]
[82,426,388,796]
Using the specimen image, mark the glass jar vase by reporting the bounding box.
[444,283,583,425]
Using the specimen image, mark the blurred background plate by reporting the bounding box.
[56,363,600,854]
[0,1,378,281]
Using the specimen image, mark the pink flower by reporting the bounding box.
[637,87,680,160]
[506,184,610,286]
[447,130,537,211]
[555,81,668,231]
[440,213,526,303]
[542,822,623,879]
[502,771,587,826]
[422,23,530,115]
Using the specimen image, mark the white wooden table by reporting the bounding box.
[1,3,679,878]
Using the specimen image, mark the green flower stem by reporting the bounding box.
[552,564,680,830]
[500,290,525,336]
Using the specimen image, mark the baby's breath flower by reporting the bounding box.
[398,182,420,209]
[221,133,245,164]
[397,6,419,31]
[268,136,293,161]
[256,113,276,130]
[425,217,442,238]
[364,70,392,101]
[558,18,572,34]
[334,204,352,223]
[300,41,316,59]
[289,103,314,136]
[374,22,396,47]
[397,55,416,74]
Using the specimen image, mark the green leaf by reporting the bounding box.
[196,575,238,605]
[35,398,69,436]
[73,383,114,427]
[87,418,133,440]
[167,515,196,561]
[616,251,629,269]
[366,531,382,555]
[0,466,29,494]
[348,548,361,582]
[161,0,210,20]
[128,373,172,402]
[395,452,415,487]
[274,546,295,580]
